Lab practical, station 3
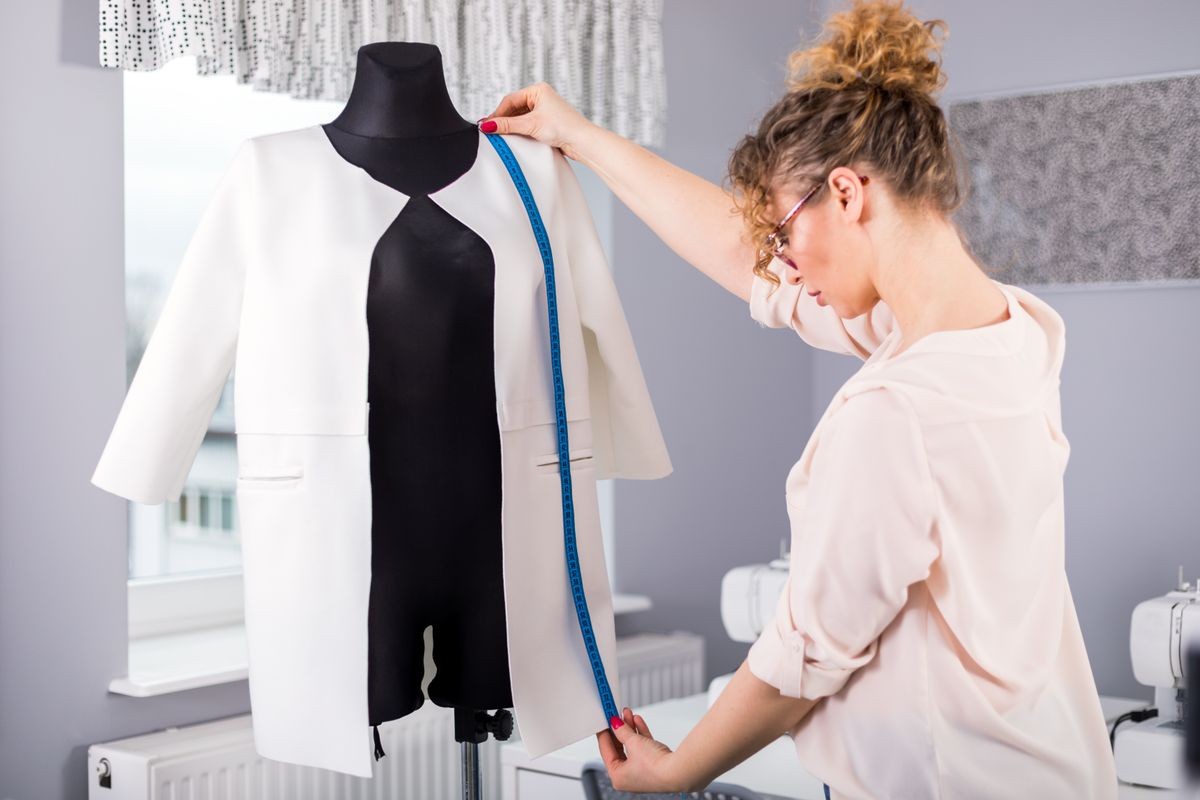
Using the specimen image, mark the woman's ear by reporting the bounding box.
[829,169,865,219]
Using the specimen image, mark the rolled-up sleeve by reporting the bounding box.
[746,387,940,700]
[749,256,896,360]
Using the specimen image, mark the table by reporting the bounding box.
[499,689,1188,799]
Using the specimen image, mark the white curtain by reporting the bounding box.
[99,0,667,148]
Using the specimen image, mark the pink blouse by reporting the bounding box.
[745,258,1118,799]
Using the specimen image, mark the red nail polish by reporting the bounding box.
[480,120,498,133]
[609,715,623,729]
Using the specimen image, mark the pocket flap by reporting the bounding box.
[533,448,594,468]
[236,466,304,481]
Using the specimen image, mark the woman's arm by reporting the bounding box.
[598,659,818,792]
[569,123,898,358]
[482,83,896,356]
[672,659,819,789]
[570,124,756,303]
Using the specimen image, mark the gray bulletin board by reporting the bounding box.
[946,72,1200,285]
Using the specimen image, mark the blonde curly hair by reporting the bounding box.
[726,0,969,291]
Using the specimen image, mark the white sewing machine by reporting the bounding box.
[719,541,791,647]
[1115,568,1200,790]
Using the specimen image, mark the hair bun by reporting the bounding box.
[786,0,948,97]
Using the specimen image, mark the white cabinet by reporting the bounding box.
[512,768,587,799]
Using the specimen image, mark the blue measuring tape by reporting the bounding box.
[485,133,620,727]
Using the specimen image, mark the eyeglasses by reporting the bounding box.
[763,174,869,270]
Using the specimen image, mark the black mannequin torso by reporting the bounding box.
[322,42,479,196]
[321,42,512,740]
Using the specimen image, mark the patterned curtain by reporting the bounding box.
[98,0,667,148]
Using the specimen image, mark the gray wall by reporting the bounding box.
[610,0,822,672]
[615,0,1200,704]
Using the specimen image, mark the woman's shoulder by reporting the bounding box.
[833,283,1063,427]
[821,385,926,458]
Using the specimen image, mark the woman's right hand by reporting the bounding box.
[479,82,596,162]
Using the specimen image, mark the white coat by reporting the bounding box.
[90,125,673,778]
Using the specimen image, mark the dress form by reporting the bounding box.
[321,42,514,757]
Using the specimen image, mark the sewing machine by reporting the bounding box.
[719,541,791,648]
[1115,569,1200,790]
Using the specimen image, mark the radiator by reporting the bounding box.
[88,631,704,800]
[613,631,705,708]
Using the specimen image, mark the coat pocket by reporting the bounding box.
[236,465,304,490]
[533,447,594,475]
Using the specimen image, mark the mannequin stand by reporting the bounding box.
[454,707,513,800]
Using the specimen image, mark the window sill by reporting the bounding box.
[109,623,248,697]
[612,592,652,615]
[110,593,653,698]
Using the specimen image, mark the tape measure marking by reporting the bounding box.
[485,132,619,725]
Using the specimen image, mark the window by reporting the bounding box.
[124,58,342,586]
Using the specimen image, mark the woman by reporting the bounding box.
[480,1,1118,797]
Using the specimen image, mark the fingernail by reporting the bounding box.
[480,120,498,133]
[609,715,624,729]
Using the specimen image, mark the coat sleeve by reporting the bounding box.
[749,255,897,360]
[91,138,257,505]
[551,151,672,481]
[746,387,940,700]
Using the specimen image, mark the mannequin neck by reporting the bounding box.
[320,41,480,196]
[330,42,474,139]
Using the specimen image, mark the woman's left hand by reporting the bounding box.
[596,706,691,792]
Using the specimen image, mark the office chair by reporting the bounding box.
[580,758,765,799]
